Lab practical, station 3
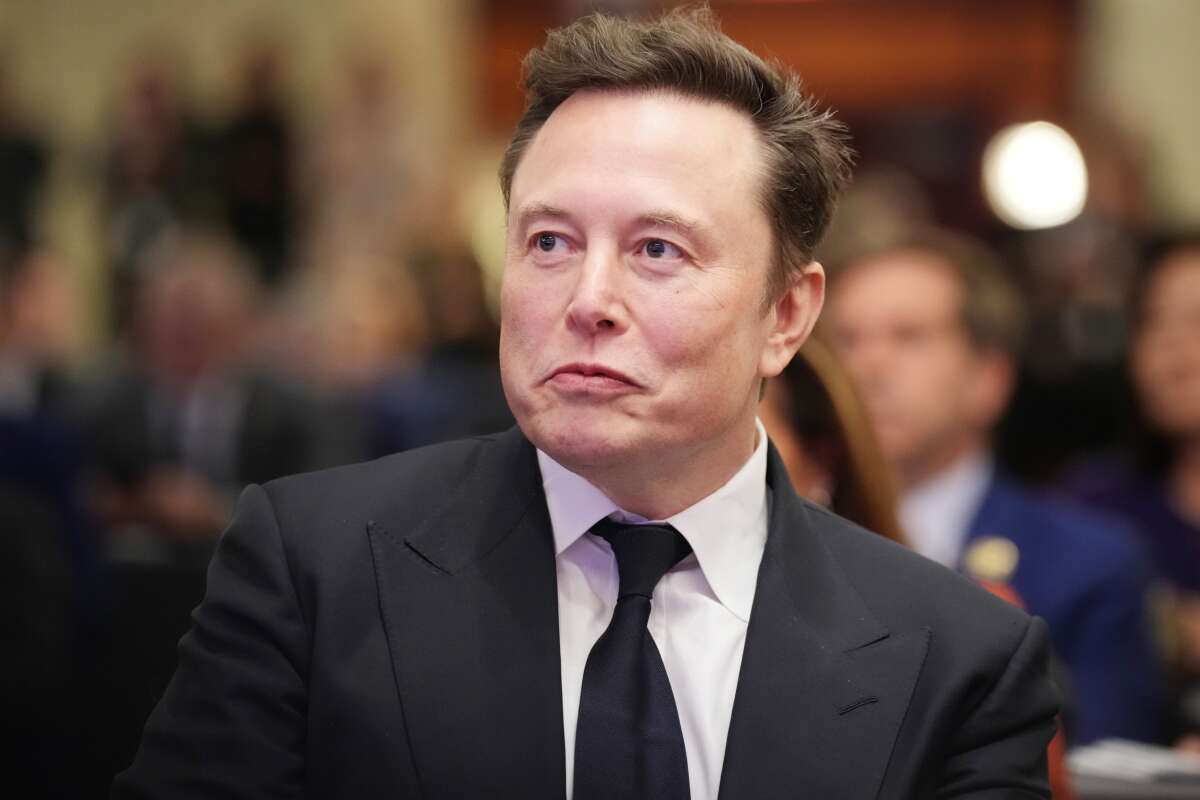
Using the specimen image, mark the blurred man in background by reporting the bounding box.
[827,227,1165,745]
[80,231,321,564]
[0,247,79,419]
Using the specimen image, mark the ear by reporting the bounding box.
[759,261,825,379]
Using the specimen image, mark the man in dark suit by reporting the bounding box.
[827,226,1163,746]
[115,9,1059,798]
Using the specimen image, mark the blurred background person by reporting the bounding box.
[78,230,321,565]
[261,244,428,468]
[217,38,296,287]
[0,244,104,799]
[102,56,216,332]
[301,51,419,264]
[0,247,81,420]
[70,231,333,789]
[1066,238,1200,737]
[825,227,1165,746]
[365,243,513,456]
[0,48,48,257]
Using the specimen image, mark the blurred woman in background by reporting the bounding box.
[760,336,905,544]
[1068,239,1200,736]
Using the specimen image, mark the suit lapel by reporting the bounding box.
[365,432,929,798]
[719,448,930,800]
[367,428,566,799]
[964,476,1022,549]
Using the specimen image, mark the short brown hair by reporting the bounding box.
[837,227,1028,357]
[499,5,854,300]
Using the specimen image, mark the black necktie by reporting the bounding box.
[573,519,693,800]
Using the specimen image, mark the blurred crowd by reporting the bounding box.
[2,19,1200,800]
[1,43,512,795]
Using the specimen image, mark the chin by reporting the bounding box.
[521,412,640,471]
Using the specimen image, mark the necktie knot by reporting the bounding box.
[591,519,693,600]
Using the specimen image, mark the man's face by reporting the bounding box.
[500,89,810,478]
[827,253,1006,481]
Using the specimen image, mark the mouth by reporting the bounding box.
[547,363,641,392]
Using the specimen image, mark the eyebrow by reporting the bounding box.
[635,209,716,256]
[512,202,571,230]
[635,210,703,236]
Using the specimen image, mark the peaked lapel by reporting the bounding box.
[366,428,566,800]
[719,447,930,800]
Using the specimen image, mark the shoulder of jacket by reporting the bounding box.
[256,434,507,532]
[807,502,1032,639]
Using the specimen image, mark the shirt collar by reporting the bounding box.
[537,420,770,622]
[900,450,994,567]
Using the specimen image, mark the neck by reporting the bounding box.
[899,434,988,493]
[1169,436,1200,526]
[577,422,759,520]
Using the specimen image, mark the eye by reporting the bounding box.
[536,232,566,253]
[641,238,683,260]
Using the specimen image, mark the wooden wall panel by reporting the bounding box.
[477,0,1077,134]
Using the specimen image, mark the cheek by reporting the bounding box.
[651,306,760,390]
[874,355,956,432]
[501,269,556,345]
[1135,356,1186,424]
[652,319,766,430]
[499,307,544,396]
[907,347,967,397]
[1131,344,1168,396]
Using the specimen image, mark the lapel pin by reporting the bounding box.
[964,536,1020,584]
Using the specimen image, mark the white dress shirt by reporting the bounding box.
[538,420,769,800]
[900,451,993,568]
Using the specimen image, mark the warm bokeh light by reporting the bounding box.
[982,121,1088,230]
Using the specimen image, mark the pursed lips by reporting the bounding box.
[546,363,641,391]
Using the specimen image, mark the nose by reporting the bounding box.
[566,246,626,335]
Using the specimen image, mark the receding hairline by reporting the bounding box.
[503,86,775,212]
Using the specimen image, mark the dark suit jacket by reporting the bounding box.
[114,427,1059,799]
[967,477,1163,745]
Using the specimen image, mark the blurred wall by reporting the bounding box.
[1082,0,1200,229]
[2,0,475,348]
